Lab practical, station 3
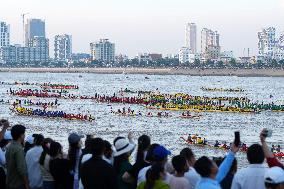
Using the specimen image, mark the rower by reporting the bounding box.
[197,137,203,144]
[182,112,186,116]
[138,111,142,116]
[222,142,227,149]
[187,134,193,143]
[271,145,275,152]
[276,145,281,153]
[214,140,220,148]
[157,112,162,117]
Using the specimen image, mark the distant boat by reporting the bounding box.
[145,76,150,79]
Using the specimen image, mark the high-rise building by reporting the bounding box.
[201,28,220,60]
[258,27,276,58]
[0,21,10,47]
[185,23,197,54]
[25,19,45,46]
[28,36,49,63]
[90,39,115,62]
[54,34,72,61]
[0,45,17,64]
[178,47,190,64]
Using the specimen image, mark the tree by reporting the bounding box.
[229,58,237,68]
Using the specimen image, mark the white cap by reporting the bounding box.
[25,135,34,144]
[4,131,12,140]
[265,167,284,184]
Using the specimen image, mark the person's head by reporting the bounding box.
[104,140,113,159]
[247,144,265,164]
[39,138,53,165]
[34,134,44,146]
[194,156,218,179]
[145,163,166,189]
[11,124,26,143]
[89,138,105,156]
[136,134,151,163]
[145,143,160,162]
[49,141,63,158]
[151,145,171,165]
[113,137,135,172]
[172,155,189,175]
[180,147,196,167]
[264,167,284,189]
[214,156,238,175]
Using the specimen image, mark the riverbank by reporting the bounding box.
[0,67,284,77]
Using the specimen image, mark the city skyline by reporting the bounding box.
[1,0,284,57]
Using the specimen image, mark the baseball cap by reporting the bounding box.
[68,133,84,144]
[4,131,12,140]
[153,145,171,160]
[265,167,284,184]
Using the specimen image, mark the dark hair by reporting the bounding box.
[49,142,62,158]
[39,138,53,166]
[24,142,34,154]
[194,156,213,177]
[145,143,160,162]
[214,156,237,174]
[172,155,187,173]
[68,141,80,172]
[11,124,26,140]
[247,144,264,164]
[145,163,164,189]
[136,135,151,164]
[91,138,105,156]
[180,148,194,161]
[0,139,9,148]
[104,140,112,151]
[34,134,44,146]
[113,153,129,173]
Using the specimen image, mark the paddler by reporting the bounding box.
[197,137,203,144]
[214,140,220,147]
[187,134,193,143]
[276,145,281,153]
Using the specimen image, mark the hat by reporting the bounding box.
[153,145,171,159]
[26,135,34,144]
[114,137,135,157]
[68,133,84,144]
[265,167,284,184]
[4,131,12,140]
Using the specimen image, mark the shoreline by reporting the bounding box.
[0,67,284,77]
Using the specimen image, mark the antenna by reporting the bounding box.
[21,13,29,46]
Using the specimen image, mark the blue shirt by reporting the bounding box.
[196,151,235,189]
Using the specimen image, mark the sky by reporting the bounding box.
[0,0,284,58]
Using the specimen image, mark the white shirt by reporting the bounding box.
[184,167,201,189]
[25,146,43,188]
[137,165,172,186]
[169,176,190,189]
[231,164,267,189]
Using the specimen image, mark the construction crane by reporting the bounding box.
[21,13,29,46]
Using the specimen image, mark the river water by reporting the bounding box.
[0,72,284,167]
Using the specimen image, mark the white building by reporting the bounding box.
[0,21,10,47]
[0,45,17,64]
[220,51,234,63]
[185,23,197,54]
[201,28,220,60]
[54,34,72,61]
[179,47,190,64]
[28,36,49,63]
[90,39,115,62]
[258,27,276,58]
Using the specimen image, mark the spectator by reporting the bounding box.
[39,138,54,189]
[6,124,30,189]
[264,167,284,189]
[123,134,151,185]
[0,119,10,141]
[0,130,12,189]
[26,134,44,189]
[180,147,201,189]
[113,137,136,189]
[68,133,83,189]
[231,144,266,189]
[80,138,118,189]
[49,142,73,189]
[169,155,190,189]
[137,145,171,185]
[194,143,238,189]
[214,157,238,189]
[103,140,114,165]
[260,129,284,169]
[24,135,35,154]
[137,163,169,189]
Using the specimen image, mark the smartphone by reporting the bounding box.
[234,131,240,146]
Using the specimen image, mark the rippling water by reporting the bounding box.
[1,72,284,167]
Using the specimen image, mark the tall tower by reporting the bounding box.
[25,19,45,46]
[54,34,72,61]
[0,21,10,47]
[185,23,197,54]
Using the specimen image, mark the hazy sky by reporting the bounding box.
[1,0,284,57]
